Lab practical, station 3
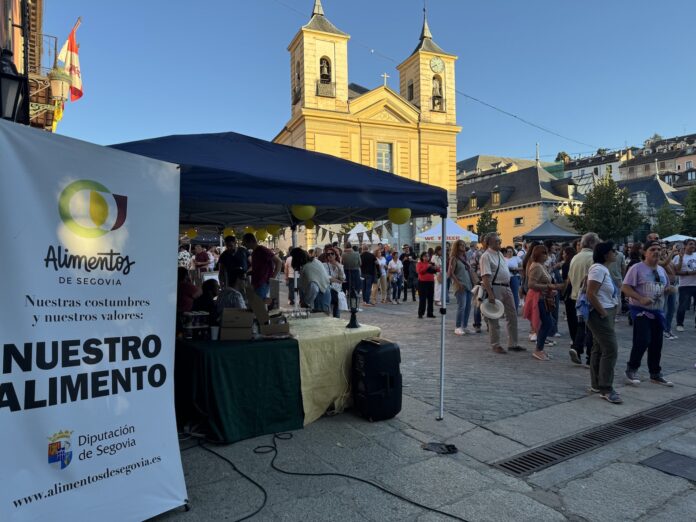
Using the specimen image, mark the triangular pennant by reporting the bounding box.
[320,227,327,242]
[357,232,364,243]
[375,225,383,237]
[281,228,286,239]
[366,230,373,242]
[384,222,393,238]
[328,231,334,241]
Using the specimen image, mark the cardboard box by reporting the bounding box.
[259,315,290,335]
[220,327,254,341]
[220,308,255,328]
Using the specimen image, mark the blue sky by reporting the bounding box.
[45,0,696,161]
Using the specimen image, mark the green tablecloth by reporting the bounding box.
[175,338,304,443]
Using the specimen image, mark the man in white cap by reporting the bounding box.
[479,232,522,353]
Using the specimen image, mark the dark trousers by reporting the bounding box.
[573,318,594,357]
[587,308,618,392]
[346,269,361,298]
[627,314,663,377]
[537,299,554,351]
[676,286,696,326]
[565,298,579,342]
[362,274,375,304]
[403,278,417,301]
[418,280,434,317]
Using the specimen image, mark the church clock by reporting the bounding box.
[430,56,445,73]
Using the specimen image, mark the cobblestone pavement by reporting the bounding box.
[356,295,696,425]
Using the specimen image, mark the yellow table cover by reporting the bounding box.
[290,317,381,425]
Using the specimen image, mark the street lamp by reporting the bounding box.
[0,49,28,122]
[346,289,360,329]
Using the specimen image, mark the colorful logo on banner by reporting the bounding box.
[47,430,74,469]
[58,180,128,238]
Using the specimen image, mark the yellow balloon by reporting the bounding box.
[291,204,316,221]
[185,228,197,239]
[244,226,256,234]
[223,227,234,237]
[255,228,269,241]
[305,219,315,230]
[388,208,411,225]
[266,224,281,235]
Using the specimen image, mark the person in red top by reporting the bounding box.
[242,233,282,299]
[416,252,439,319]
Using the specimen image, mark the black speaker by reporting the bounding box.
[352,337,402,421]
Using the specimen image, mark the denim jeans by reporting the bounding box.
[473,305,482,329]
[362,274,375,304]
[627,314,664,377]
[455,290,472,328]
[255,283,270,299]
[305,282,331,313]
[536,299,554,351]
[549,292,560,336]
[664,291,676,334]
[346,269,362,298]
[509,275,520,311]
[286,278,296,305]
[676,286,696,326]
[391,277,403,301]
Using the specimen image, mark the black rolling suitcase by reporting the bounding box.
[352,337,402,421]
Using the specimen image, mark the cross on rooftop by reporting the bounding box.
[381,72,390,86]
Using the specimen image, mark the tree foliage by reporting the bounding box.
[596,148,608,156]
[681,187,696,236]
[568,177,643,240]
[555,151,570,163]
[654,204,683,238]
[476,209,498,238]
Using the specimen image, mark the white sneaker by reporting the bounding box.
[464,327,477,334]
[529,333,537,342]
[677,325,685,332]
[554,333,562,338]
[454,328,464,336]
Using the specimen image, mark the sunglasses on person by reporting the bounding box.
[327,252,336,256]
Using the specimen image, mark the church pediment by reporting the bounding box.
[350,86,420,125]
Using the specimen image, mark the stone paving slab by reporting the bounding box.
[658,430,696,459]
[558,462,692,521]
[445,426,529,464]
[638,490,696,522]
[418,489,567,522]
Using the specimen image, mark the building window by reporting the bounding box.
[514,217,524,226]
[644,164,650,173]
[467,225,475,232]
[407,80,414,101]
[580,169,585,176]
[689,171,696,182]
[492,191,500,206]
[659,161,666,170]
[629,167,635,174]
[687,160,693,170]
[376,142,393,173]
[469,193,477,210]
[606,165,612,175]
[319,57,331,84]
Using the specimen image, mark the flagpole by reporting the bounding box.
[72,17,82,32]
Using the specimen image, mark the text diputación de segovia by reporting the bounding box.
[12,455,162,509]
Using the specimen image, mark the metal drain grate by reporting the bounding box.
[494,393,696,477]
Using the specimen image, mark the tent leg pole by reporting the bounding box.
[291,225,298,311]
[437,214,447,421]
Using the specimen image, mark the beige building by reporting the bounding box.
[274,0,461,245]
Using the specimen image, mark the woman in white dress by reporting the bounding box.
[432,245,443,306]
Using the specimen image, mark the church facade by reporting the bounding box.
[274,0,460,245]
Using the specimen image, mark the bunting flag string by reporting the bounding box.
[384,222,393,238]
[375,225,383,238]
[366,230,373,243]
[357,232,364,244]
[320,227,327,242]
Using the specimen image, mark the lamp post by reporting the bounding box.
[0,49,28,122]
[346,289,360,329]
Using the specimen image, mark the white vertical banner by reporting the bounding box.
[0,121,187,521]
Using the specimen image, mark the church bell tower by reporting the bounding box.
[287,0,350,116]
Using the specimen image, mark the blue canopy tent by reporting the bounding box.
[112,131,448,225]
[112,130,452,419]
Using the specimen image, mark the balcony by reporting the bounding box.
[431,96,446,112]
[316,81,335,98]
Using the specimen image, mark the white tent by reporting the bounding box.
[663,234,694,242]
[417,218,478,243]
[346,222,381,244]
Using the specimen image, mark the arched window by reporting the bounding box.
[295,61,301,86]
[319,57,331,84]
[432,75,444,111]
[407,80,414,101]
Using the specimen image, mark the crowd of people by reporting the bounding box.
[176,229,696,405]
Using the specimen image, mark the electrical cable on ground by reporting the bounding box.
[252,432,470,522]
